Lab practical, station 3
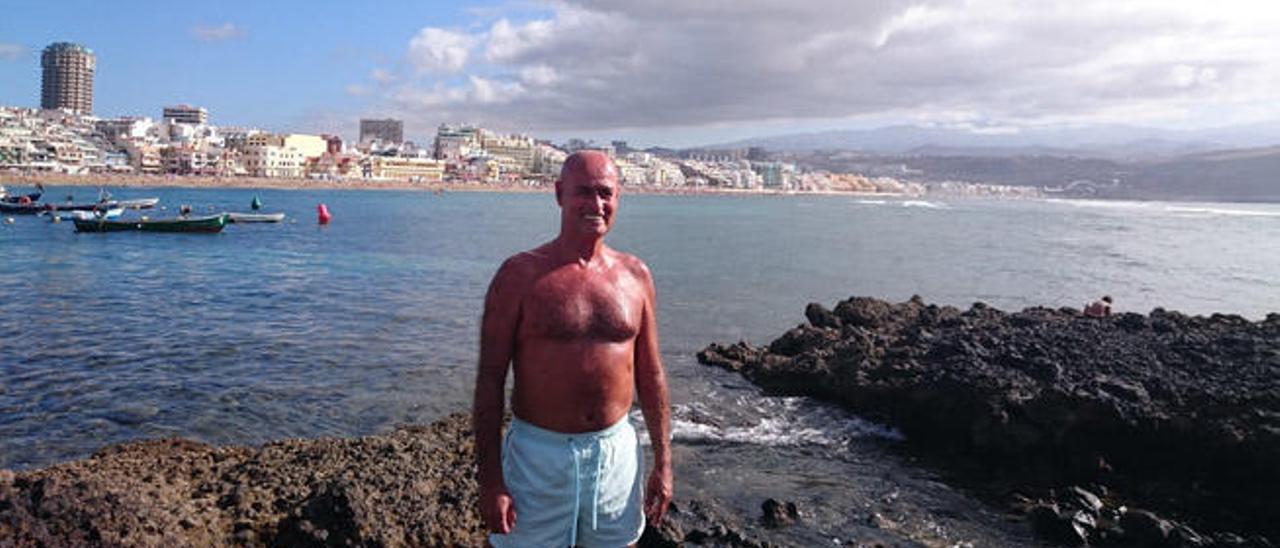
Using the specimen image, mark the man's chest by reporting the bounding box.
[522,273,642,343]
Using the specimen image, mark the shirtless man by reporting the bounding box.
[473,150,672,547]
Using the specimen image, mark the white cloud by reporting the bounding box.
[484,18,555,63]
[408,28,475,74]
[0,43,26,61]
[346,84,371,97]
[519,64,558,86]
[370,68,397,85]
[376,0,1280,134]
[190,23,246,42]
[469,76,526,104]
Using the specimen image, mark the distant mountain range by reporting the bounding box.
[709,122,1280,160]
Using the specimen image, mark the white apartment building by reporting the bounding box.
[241,133,326,178]
[481,130,537,174]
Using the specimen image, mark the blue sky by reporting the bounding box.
[0,0,492,140]
[4,1,1280,148]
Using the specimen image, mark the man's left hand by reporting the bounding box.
[644,464,673,525]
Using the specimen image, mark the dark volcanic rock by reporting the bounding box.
[0,415,486,547]
[760,498,800,529]
[641,499,776,548]
[0,413,712,547]
[699,296,1280,543]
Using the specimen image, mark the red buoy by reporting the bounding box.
[317,203,332,225]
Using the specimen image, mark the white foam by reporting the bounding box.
[1048,198,1155,210]
[632,397,901,448]
[1162,205,1280,218]
[855,199,888,205]
[901,200,947,209]
[1049,198,1280,218]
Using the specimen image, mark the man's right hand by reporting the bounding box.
[480,487,517,534]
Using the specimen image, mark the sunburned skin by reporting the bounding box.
[511,246,648,432]
[473,150,673,540]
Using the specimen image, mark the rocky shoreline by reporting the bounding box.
[6,297,1277,546]
[699,296,1280,547]
[0,413,784,547]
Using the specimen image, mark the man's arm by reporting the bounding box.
[473,258,522,534]
[633,261,673,525]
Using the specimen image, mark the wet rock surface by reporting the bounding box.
[700,296,1280,546]
[0,415,486,547]
[0,413,786,547]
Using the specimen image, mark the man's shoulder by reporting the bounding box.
[608,248,653,282]
[491,247,551,288]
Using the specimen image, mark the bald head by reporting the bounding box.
[560,150,618,184]
[555,150,620,238]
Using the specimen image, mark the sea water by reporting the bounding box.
[2,186,1278,542]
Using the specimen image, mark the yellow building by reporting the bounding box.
[366,156,445,182]
[244,133,325,157]
[282,134,327,159]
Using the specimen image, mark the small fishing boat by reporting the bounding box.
[0,201,45,214]
[226,212,285,223]
[116,197,160,209]
[43,208,125,221]
[0,201,120,214]
[0,183,43,204]
[0,191,42,204]
[73,213,228,233]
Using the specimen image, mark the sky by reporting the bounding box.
[3,0,1280,148]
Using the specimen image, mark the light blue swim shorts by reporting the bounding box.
[489,416,645,548]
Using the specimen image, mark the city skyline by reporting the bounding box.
[3,1,1280,148]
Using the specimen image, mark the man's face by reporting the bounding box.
[558,165,620,236]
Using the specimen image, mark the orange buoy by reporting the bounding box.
[317,203,332,225]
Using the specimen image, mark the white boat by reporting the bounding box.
[116,197,160,209]
[43,208,125,221]
[226,212,285,223]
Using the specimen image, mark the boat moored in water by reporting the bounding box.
[116,197,160,209]
[0,201,123,215]
[43,208,125,221]
[226,212,285,223]
[73,213,228,233]
[0,184,43,204]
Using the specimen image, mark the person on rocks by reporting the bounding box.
[1084,295,1112,318]
[473,150,673,547]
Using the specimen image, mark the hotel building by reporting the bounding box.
[41,42,95,114]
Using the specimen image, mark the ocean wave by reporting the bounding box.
[634,397,901,448]
[1162,205,1280,218]
[901,200,947,209]
[1048,199,1280,218]
[1047,198,1155,210]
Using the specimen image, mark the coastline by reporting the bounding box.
[4,171,915,198]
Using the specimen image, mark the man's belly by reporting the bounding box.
[511,344,636,433]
